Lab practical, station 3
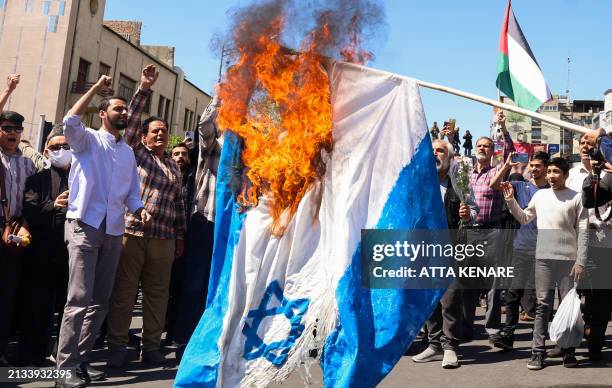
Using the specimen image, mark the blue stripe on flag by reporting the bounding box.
[322,134,449,387]
[175,132,245,388]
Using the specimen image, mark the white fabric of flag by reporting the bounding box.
[175,61,447,388]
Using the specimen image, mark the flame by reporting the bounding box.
[216,14,371,235]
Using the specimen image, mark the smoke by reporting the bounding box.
[212,0,387,64]
[212,0,387,233]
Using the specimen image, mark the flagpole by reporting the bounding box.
[338,62,590,135]
[415,79,589,135]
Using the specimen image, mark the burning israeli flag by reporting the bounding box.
[176,1,447,386]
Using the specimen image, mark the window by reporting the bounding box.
[164,98,171,122]
[143,92,152,114]
[184,108,195,131]
[98,62,111,79]
[158,95,172,122]
[157,96,166,117]
[531,128,542,140]
[540,105,558,112]
[184,108,190,131]
[118,74,136,101]
[77,58,91,84]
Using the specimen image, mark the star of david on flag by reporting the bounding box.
[242,281,310,366]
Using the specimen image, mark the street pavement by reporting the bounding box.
[13,306,612,388]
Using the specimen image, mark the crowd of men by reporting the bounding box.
[415,115,612,372]
[0,66,221,388]
[0,64,611,387]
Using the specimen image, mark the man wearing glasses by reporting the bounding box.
[0,74,37,366]
[19,126,72,366]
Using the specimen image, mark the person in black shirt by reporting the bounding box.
[165,142,196,345]
[463,130,473,156]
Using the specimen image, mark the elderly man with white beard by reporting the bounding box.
[412,138,478,369]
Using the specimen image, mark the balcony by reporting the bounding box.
[71,81,114,96]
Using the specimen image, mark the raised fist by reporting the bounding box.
[6,74,20,91]
[95,75,113,92]
[141,64,159,90]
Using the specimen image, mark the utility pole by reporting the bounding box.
[563,55,572,155]
[218,45,225,82]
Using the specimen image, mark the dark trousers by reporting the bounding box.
[165,255,185,343]
[521,288,536,316]
[174,213,215,344]
[17,249,69,365]
[462,228,502,337]
[584,288,612,353]
[583,246,612,353]
[502,249,535,334]
[0,249,23,358]
[425,284,463,351]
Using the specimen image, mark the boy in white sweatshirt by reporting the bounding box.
[501,157,588,371]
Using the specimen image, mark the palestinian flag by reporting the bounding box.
[496,0,551,111]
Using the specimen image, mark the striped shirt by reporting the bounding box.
[470,132,514,225]
[0,149,36,220]
[123,88,187,240]
[193,98,222,222]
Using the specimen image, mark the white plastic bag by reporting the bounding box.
[549,288,584,348]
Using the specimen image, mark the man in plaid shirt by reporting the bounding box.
[460,110,515,343]
[106,65,186,367]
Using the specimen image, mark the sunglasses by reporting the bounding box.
[48,144,70,151]
[0,125,24,133]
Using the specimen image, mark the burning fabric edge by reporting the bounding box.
[215,1,381,236]
[174,59,448,388]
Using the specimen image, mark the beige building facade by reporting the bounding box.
[500,95,604,156]
[0,0,210,144]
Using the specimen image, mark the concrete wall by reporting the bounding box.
[103,20,141,45]
[0,0,210,141]
[179,79,210,135]
[141,45,174,68]
[0,0,78,140]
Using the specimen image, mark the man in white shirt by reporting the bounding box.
[501,157,587,371]
[56,75,149,388]
[566,134,592,192]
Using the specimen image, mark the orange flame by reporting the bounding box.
[217,15,370,235]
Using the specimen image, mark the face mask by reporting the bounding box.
[48,148,72,168]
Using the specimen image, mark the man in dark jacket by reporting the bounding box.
[20,127,71,365]
[581,166,612,361]
[165,142,196,344]
[412,138,477,369]
[173,98,221,361]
